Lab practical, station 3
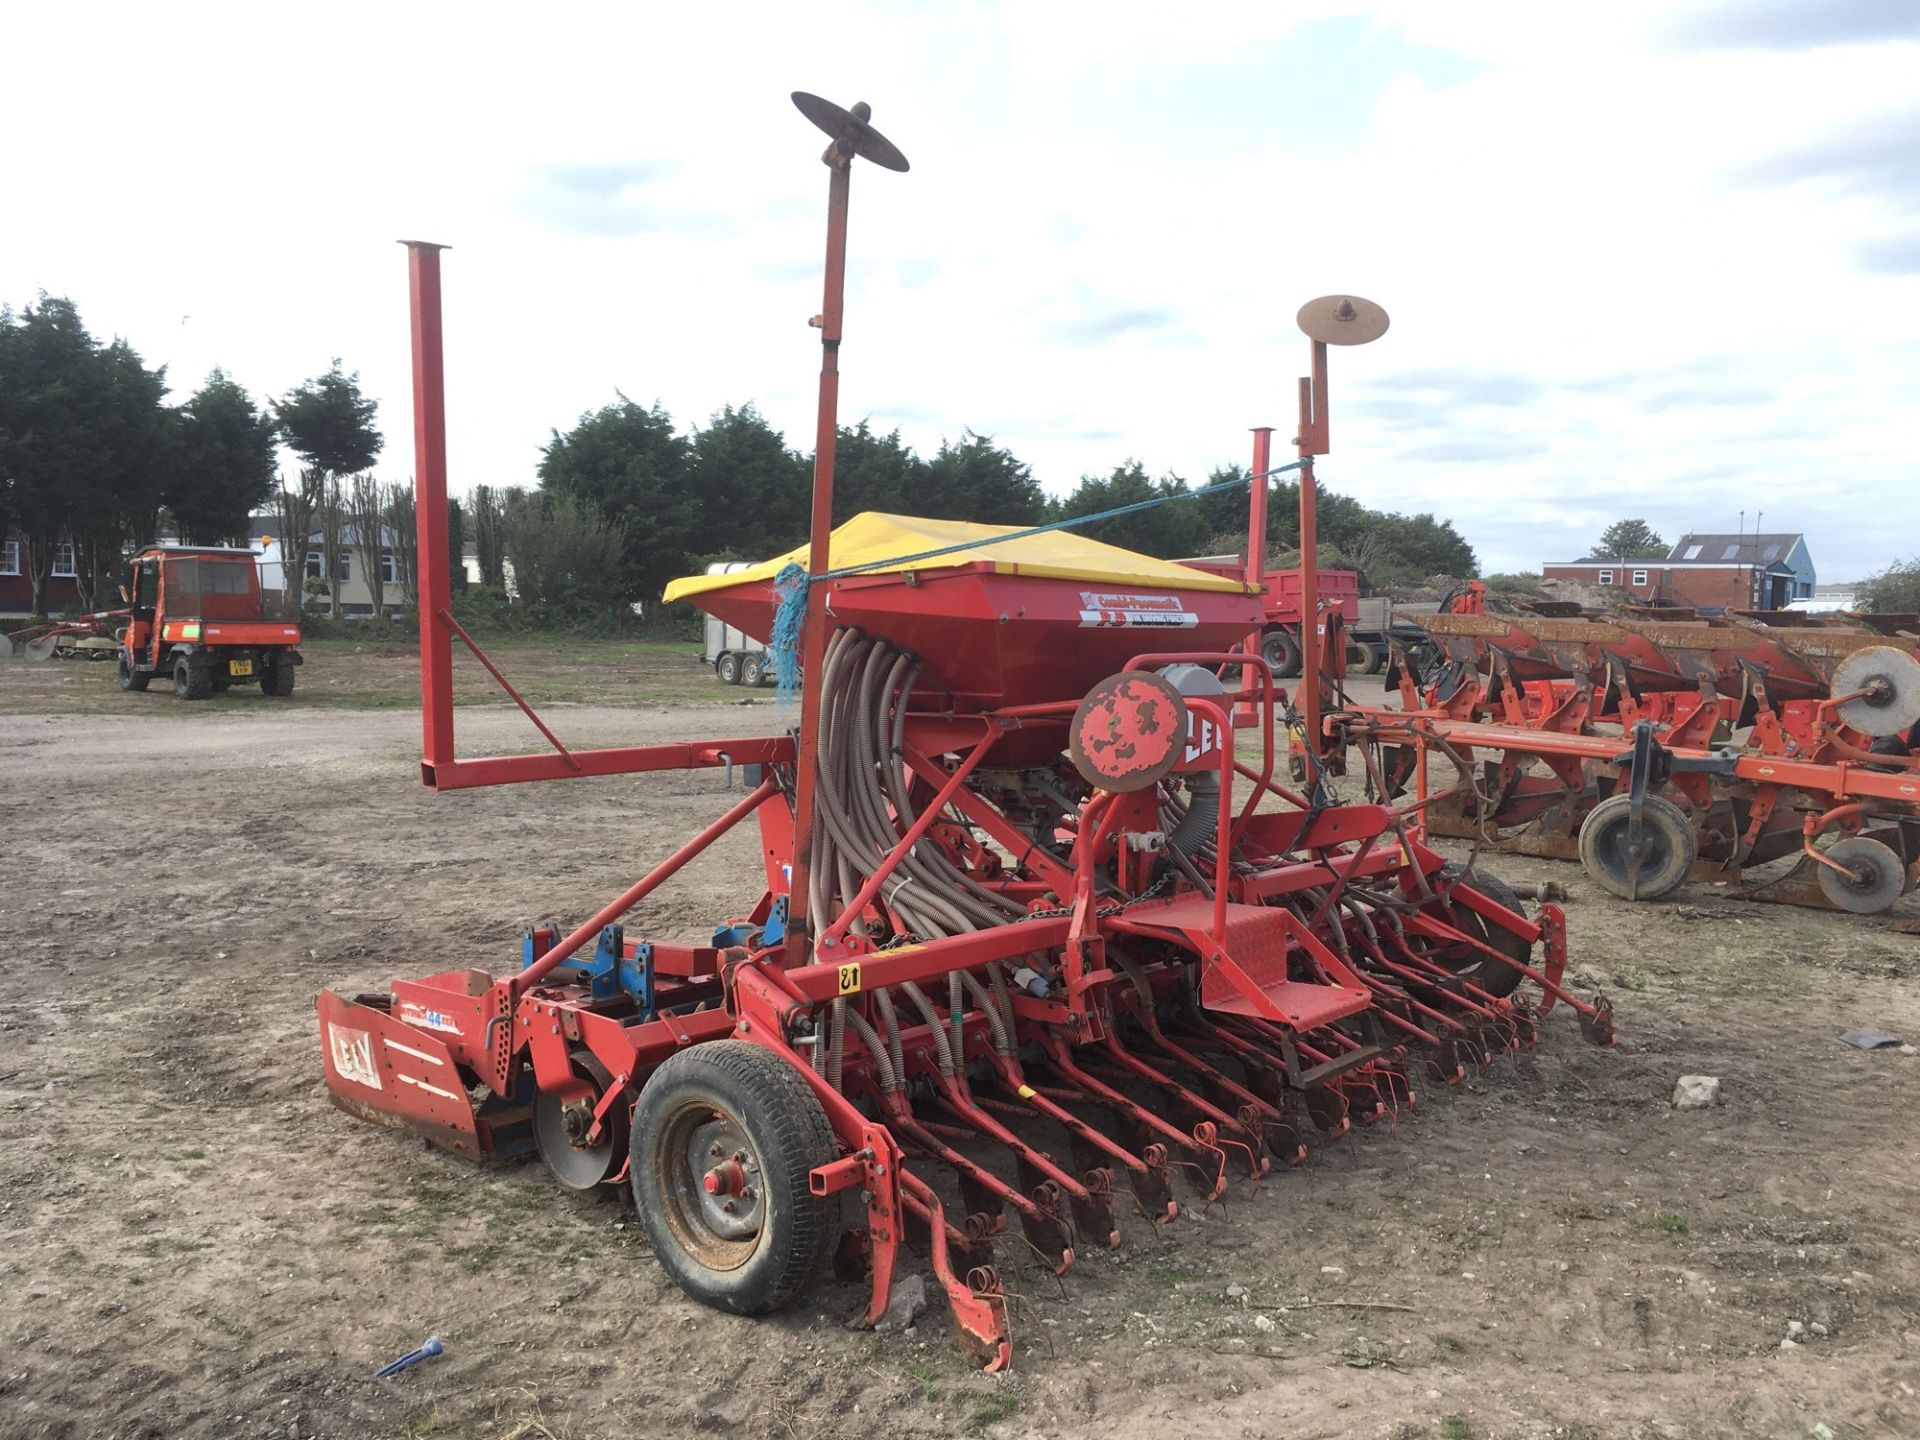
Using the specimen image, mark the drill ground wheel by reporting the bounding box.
[1578,792,1697,901]
[535,1052,628,1191]
[1432,868,1533,998]
[1815,836,1907,915]
[630,1040,837,1315]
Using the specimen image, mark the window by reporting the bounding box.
[1721,544,1740,560]
[1598,569,1614,585]
[52,541,77,577]
[1632,569,1648,587]
[0,540,18,576]
[335,549,352,583]
[380,549,398,585]
[163,558,251,607]
[1683,544,1703,559]
[305,549,325,580]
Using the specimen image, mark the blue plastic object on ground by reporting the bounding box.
[374,1335,445,1379]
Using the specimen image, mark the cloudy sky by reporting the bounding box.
[4,0,1916,578]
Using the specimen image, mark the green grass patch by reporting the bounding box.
[1440,1418,1475,1440]
[1652,1212,1691,1235]
[903,1359,940,1402]
[968,1392,1020,1432]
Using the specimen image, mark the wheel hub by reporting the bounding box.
[559,1098,595,1146]
[685,1117,763,1241]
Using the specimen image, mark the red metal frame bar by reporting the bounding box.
[439,608,578,769]
[402,240,796,793]
[784,143,856,970]
[1296,338,1328,765]
[1240,426,1273,713]
[405,240,456,776]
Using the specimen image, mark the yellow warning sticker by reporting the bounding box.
[1017,1084,1036,1099]
[837,963,862,996]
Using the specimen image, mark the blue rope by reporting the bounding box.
[770,459,1310,710]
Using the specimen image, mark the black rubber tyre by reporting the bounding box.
[118,652,150,692]
[1815,836,1907,914]
[173,655,211,701]
[1434,867,1532,998]
[1578,792,1696,901]
[630,1040,836,1315]
[716,652,743,686]
[261,659,296,697]
[741,654,767,688]
[1261,628,1302,680]
[1358,643,1386,676]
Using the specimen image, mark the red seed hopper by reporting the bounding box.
[664,511,1266,709]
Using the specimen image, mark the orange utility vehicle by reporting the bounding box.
[117,546,303,700]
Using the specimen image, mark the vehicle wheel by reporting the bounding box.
[536,1052,629,1190]
[716,652,744,686]
[1431,867,1532,998]
[173,655,212,701]
[1815,836,1907,914]
[630,1040,836,1315]
[1578,792,1696,901]
[1260,629,1302,679]
[118,652,150,692]
[261,659,296,697]
[741,654,767,688]
[1358,643,1386,676]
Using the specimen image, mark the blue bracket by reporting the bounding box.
[584,925,657,1019]
[520,923,561,970]
[522,923,655,1019]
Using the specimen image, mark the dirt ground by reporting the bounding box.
[3,659,1919,1440]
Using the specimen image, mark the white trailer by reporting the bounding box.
[701,562,775,686]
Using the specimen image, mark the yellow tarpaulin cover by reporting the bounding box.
[662,511,1254,604]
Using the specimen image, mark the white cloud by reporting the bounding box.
[1,0,1914,580]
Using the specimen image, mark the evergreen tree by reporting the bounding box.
[538,396,693,602]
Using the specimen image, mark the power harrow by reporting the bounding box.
[318,93,1609,1372]
[1345,593,1920,913]
[0,610,126,661]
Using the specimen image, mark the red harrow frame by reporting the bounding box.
[319,94,1608,1371]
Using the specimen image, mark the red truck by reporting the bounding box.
[1182,560,1363,677]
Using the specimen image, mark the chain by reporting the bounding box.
[1018,868,1175,924]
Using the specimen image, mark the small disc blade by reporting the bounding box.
[1297,294,1390,346]
[791,91,910,172]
